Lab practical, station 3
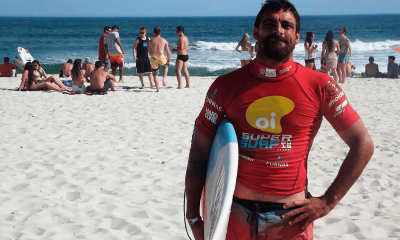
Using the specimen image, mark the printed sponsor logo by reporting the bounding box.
[240,132,292,151]
[239,154,254,162]
[328,91,345,107]
[266,161,289,167]
[205,108,218,124]
[205,95,222,112]
[210,89,218,99]
[323,79,342,99]
[265,68,277,78]
[245,96,294,134]
[333,99,348,118]
[279,66,292,74]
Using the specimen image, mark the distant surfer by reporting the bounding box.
[88,61,117,94]
[59,59,73,78]
[172,26,190,89]
[105,25,125,83]
[185,0,374,239]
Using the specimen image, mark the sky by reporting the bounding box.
[0,0,399,17]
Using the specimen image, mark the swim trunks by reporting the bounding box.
[324,52,338,69]
[90,79,111,93]
[226,197,313,240]
[338,53,349,64]
[239,51,251,60]
[72,84,86,93]
[151,55,168,70]
[177,54,189,62]
[109,54,124,68]
[195,60,360,195]
[136,59,152,75]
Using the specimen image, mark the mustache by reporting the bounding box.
[266,34,288,43]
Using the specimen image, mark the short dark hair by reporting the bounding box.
[4,57,9,63]
[153,27,161,35]
[104,26,111,32]
[389,56,395,61]
[112,25,119,30]
[369,57,374,63]
[254,0,300,33]
[67,59,73,63]
[177,26,185,33]
[95,61,104,68]
[140,27,146,31]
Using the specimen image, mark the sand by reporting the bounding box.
[0,75,399,240]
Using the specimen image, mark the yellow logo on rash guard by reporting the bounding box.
[245,96,294,133]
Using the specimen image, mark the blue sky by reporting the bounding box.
[0,0,399,17]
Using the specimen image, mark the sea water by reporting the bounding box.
[1,15,399,76]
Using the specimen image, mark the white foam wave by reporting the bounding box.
[194,41,238,51]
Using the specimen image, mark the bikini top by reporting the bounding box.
[340,38,349,53]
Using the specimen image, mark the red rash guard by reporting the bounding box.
[195,60,360,195]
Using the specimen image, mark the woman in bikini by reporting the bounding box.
[321,30,340,82]
[71,59,87,93]
[337,27,352,83]
[304,32,317,70]
[235,33,253,67]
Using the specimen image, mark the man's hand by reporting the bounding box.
[282,197,332,230]
[189,218,204,240]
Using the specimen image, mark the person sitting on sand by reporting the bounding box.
[361,57,380,78]
[18,62,69,91]
[83,58,95,82]
[88,61,116,94]
[59,59,73,78]
[346,60,356,77]
[0,57,18,77]
[387,56,399,79]
[71,59,87,93]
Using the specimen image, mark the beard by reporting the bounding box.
[259,34,296,62]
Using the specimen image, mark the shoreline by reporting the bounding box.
[0,75,399,239]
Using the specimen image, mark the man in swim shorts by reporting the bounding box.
[172,26,190,89]
[89,61,116,94]
[105,25,125,83]
[185,1,374,239]
[0,57,18,77]
[148,27,171,92]
[59,59,73,78]
[133,27,155,89]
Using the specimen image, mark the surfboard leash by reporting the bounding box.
[183,189,193,240]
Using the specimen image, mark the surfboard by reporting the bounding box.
[202,119,239,240]
[18,47,35,64]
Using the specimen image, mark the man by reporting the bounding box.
[99,26,111,71]
[105,25,125,83]
[148,27,171,92]
[133,27,155,89]
[363,57,380,78]
[387,56,399,79]
[89,61,116,94]
[59,59,73,77]
[172,26,190,89]
[0,57,18,77]
[185,0,374,239]
[83,58,95,82]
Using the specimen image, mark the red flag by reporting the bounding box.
[395,47,400,53]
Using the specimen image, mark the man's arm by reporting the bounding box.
[165,40,171,64]
[282,119,374,230]
[106,72,116,82]
[133,38,139,60]
[116,38,125,55]
[185,127,213,240]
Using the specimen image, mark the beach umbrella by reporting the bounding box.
[395,47,400,53]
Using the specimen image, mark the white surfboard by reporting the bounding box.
[18,47,35,64]
[202,119,239,240]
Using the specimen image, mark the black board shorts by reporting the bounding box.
[136,58,152,75]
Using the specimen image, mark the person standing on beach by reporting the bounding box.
[99,26,111,71]
[387,56,399,78]
[148,27,171,92]
[59,59,73,78]
[0,57,18,77]
[105,25,125,83]
[321,30,340,81]
[133,27,155,89]
[235,33,253,67]
[185,0,374,239]
[304,32,317,70]
[337,27,352,83]
[172,26,190,89]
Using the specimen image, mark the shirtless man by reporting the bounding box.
[59,59,73,77]
[83,58,95,82]
[363,57,380,78]
[148,27,171,92]
[89,61,116,94]
[172,26,190,89]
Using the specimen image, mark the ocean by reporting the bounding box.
[1,15,399,76]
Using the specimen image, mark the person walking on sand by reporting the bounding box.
[304,32,317,70]
[148,27,171,92]
[89,61,117,94]
[172,26,190,89]
[337,27,352,83]
[59,59,73,78]
[99,26,112,71]
[105,25,125,83]
[133,27,155,89]
[321,30,340,81]
[185,0,374,239]
[235,33,253,67]
[0,57,18,77]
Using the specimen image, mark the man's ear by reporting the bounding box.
[253,26,259,41]
[295,31,300,44]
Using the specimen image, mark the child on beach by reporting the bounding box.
[71,59,87,93]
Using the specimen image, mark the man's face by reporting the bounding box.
[253,9,300,62]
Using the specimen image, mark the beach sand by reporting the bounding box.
[0,75,399,240]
